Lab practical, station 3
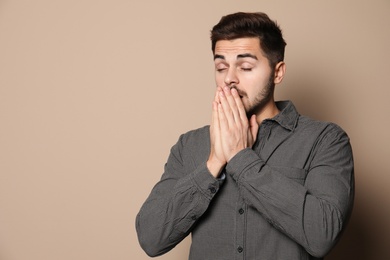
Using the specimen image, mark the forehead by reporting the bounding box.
[214,37,262,56]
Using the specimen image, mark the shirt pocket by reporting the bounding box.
[271,166,307,185]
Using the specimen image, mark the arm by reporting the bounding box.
[211,87,354,257]
[226,125,354,257]
[136,132,223,257]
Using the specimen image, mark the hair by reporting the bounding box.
[210,12,286,68]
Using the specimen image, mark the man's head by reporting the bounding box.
[211,12,286,69]
[210,12,287,117]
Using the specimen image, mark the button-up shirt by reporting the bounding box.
[136,101,354,260]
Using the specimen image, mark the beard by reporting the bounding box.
[231,71,275,118]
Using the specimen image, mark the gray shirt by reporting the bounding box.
[136,101,354,260]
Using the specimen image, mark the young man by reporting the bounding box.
[136,12,354,260]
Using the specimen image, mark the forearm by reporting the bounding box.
[226,148,354,257]
[136,163,221,257]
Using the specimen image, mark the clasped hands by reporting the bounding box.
[207,86,259,178]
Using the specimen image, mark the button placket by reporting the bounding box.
[254,122,269,153]
[236,202,246,259]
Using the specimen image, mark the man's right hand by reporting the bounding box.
[207,87,259,178]
[207,88,227,178]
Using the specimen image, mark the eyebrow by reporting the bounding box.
[214,54,225,60]
[237,53,258,60]
[214,53,258,60]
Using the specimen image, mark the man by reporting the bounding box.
[136,12,354,260]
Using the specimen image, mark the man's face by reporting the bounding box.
[214,37,275,117]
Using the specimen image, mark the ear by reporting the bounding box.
[273,61,286,84]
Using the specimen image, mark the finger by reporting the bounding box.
[217,102,229,133]
[219,88,238,127]
[249,115,259,143]
[209,100,226,170]
[214,87,221,103]
[231,88,247,124]
[211,100,220,134]
[211,88,222,129]
[210,101,222,156]
[223,87,241,124]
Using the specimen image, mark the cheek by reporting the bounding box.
[215,73,225,87]
[240,76,258,92]
[247,72,270,89]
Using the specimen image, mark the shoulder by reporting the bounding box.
[172,125,210,153]
[298,116,351,149]
[178,125,210,144]
[299,116,348,135]
[170,125,210,166]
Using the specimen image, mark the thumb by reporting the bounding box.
[249,115,259,142]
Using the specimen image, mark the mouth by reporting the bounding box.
[237,91,245,99]
[230,86,245,99]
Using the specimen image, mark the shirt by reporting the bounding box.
[136,101,354,260]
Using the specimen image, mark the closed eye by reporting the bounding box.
[216,68,227,72]
[215,64,228,72]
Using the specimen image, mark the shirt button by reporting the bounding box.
[209,187,216,194]
[238,208,244,214]
[237,246,243,253]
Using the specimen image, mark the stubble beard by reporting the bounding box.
[232,72,275,119]
[246,77,275,118]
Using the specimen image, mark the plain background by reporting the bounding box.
[0,0,389,259]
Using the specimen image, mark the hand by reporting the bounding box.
[217,86,259,161]
[207,87,259,177]
[207,88,226,177]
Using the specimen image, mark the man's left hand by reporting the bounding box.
[216,86,258,162]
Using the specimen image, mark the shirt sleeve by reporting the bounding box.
[136,133,223,257]
[225,124,354,258]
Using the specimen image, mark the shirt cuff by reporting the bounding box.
[191,162,225,200]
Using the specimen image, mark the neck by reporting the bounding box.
[255,100,280,124]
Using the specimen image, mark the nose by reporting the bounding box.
[224,68,239,87]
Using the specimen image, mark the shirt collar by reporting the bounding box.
[270,101,300,131]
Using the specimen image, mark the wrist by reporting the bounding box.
[206,158,225,178]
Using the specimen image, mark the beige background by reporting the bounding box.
[0,0,389,259]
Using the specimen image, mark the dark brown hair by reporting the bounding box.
[211,12,286,67]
